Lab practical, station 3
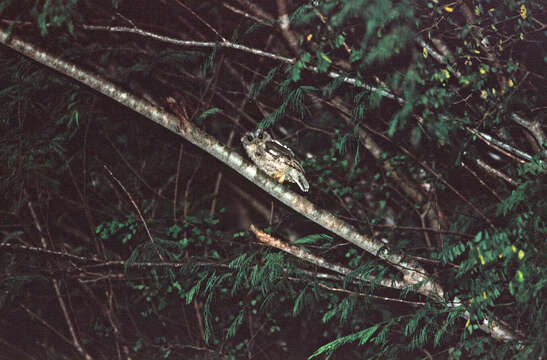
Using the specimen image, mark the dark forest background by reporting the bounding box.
[0,0,545,359]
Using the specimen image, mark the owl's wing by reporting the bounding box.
[265,139,295,158]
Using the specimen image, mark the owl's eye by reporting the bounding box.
[257,132,264,140]
[246,134,254,142]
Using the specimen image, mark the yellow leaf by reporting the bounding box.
[479,254,485,265]
[520,33,524,40]
[479,68,486,74]
[483,291,487,299]
[492,88,496,95]
[498,253,503,258]
[508,79,514,87]
[423,47,428,58]
[512,245,517,253]
[444,6,454,13]
[517,270,524,282]
[520,4,527,19]
[306,34,312,41]
[474,49,480,54]
[518,249,524,259]
[442,69,450,79]
[480,90,488,99]
[465,318,470,328]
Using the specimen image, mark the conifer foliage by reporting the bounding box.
[0,0,545,359]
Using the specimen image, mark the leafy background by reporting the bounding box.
[0,0,545,359]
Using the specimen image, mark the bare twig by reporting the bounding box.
[473,158,518,186]
[222,3,272,25]
[0,335,38,360]
[20,304,73,347]
[78,24,399,100]
[104,133,170,201]
[309,281,426,307]
[104,165,165,261]
[173,0,226,41]
[466,127,531,162]
[461,162,503,202]
[27,200,94,360]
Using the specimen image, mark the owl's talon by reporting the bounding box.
[273,171,286,184]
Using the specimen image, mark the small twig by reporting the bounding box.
[0,335,38,360]
[473,159,518,187]
[461,162,503,201]
[183,157,202,222]
[174,0,226,41]
[104,133,170,201]
[466,127,531,163]
[81,24,295,62]
[368,223,473,238]
[27,200,93,360]
[308,280,426,307]
[174,144,184,222]
[222,2,273,25]
[20,305,73,346]
[79,24,399,99]
[104,165,165,261]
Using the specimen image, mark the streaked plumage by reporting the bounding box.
[241,129,309,192]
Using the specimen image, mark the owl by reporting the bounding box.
[241,129,310,192]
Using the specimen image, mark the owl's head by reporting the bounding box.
[241,129,271,145]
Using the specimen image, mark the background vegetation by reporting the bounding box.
[0,0,545,359]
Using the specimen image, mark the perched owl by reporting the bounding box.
[241,129,310,192]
